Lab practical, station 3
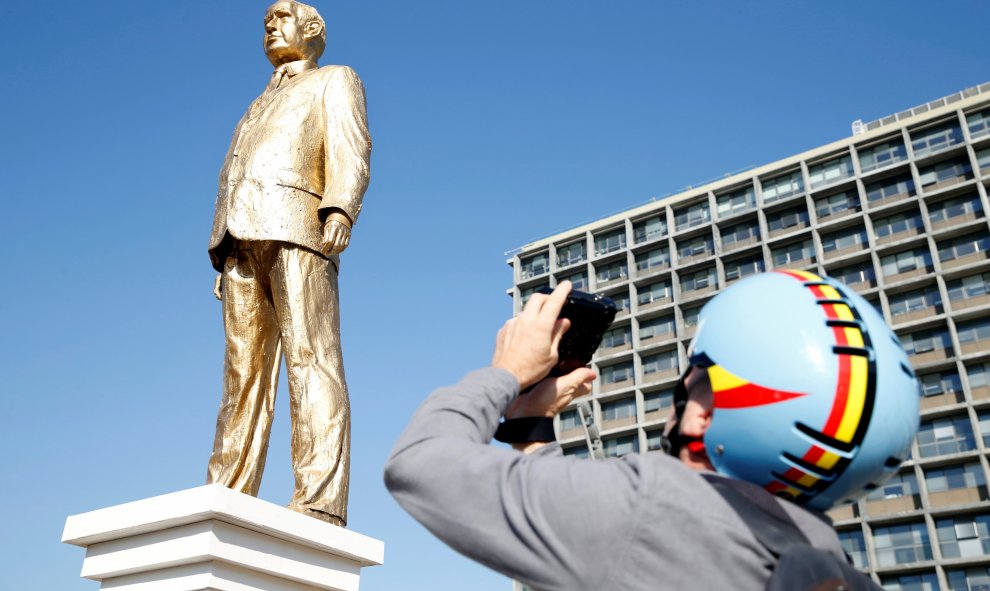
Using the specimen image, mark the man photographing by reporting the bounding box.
[386,272,919,589]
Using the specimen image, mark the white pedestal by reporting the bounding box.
[62,485,384,591]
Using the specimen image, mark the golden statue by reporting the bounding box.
[205,0,371,527]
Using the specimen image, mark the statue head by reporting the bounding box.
[263,1,326,66]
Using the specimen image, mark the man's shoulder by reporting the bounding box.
[312,64,363,84]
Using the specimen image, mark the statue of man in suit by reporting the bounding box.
[206,0,371,527]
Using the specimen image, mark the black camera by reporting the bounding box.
[537,288,618,377]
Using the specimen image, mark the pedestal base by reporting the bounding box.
[62,485,384,591]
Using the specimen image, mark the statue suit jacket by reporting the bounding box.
[209,63,371,272]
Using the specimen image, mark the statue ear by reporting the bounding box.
[304,20,323,39]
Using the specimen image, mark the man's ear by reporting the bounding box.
[303,20,323,40]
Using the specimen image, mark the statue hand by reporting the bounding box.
[213,273,223,301]
[322,219,352,256]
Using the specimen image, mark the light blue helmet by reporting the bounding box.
[688,270,920,511]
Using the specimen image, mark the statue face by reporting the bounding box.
[264,1,308,65]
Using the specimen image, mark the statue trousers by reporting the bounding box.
[207,239,350,524]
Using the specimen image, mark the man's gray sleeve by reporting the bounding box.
[383,368,645,590]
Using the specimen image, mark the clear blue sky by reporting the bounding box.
[2,1,988,589]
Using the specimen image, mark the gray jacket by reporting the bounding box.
[385,368,847,591]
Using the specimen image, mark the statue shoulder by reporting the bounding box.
[316,64,363,84]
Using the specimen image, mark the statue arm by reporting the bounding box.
[321,65,371,228]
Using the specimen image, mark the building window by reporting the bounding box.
[957,318,990,349]
[911,121,964,158]
[674,201,711,231]
[925,462,986,495]
[865,470,919,502]
[837,529,869,570]
[557,241,586,268]
[919,370,961,398]
[632,215,666,244]
[918,157,973,191]
[947,566,990,591]
[520,252,549,279]
[821,226,867,255]
[561,271,588,291]
[968,108,990,139]
[917,414,976,458]
[829,261,876,288]
[879,572,939,591]
[977,147,990,173]
[766,206,809,234]
[643,389,674,414]
[635,247,670,273]
[859,139,907,173]
[814,190,860,219]
[724,254,765,282]
[677,235,714,261]
[521,283,549,305]
[601,397,636,422]
[679,267,717,294]
[611,291,631,314]
[899,327,952,358]
[637,280,672,306]
[873,521,933,566]
[602,434,639,458]
[639,316,675,341]
[980,410,990,447]
[594,228,627,256]
[559,409,580,432]
[971,364,990,398]
[809,155,854,189]
[873,210,923,240]
[888,287,941,319]
[600,362,634,385]
[716,186,756,218]
[721,221,760,249]
[938,232,990,264]
[646,430,664,451]
[936,514,990,559]
[682,306,701,329]
[761,171,804,203]
[642,350,678,377]
[879,248,932,277]
[928,193,984,225]
[600,326,631,349]
[865,174,916,204]
[562,445,589,458]
[596,260,629,284]
[771,239,815,268]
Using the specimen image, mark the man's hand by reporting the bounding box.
[492,281,572,390]
[214,273,223,301]
[504,367,596,420]
[322,218,351,256]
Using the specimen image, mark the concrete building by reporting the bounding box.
[506,83,990,590]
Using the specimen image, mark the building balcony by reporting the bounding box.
[931,210,983,231]
[680,285,717,300]
[601,416,638,431]
[920,390,965,410]
[824,244,867,261]
[677,252,714,266]
[891,306,943,325]
[960,340,990,355]
[722,235,760,252]
[639,333,675,348]
[909,347,953,365]
[868,190,915,209]
[876,226,925,245]
[641,368,679,384]
[559,426,585,441]
[951,293,990,312]
[768,222,811,239]
[598,342,633,356]
[884,267,934,284]
[600,377,634,393]
[827,504,859,522]
[927,486,989,509]
[971,384,990,401]
[643,409,667,424]
[635,263,670,280]
[862,494,922,517]
[942,251,990,271]
[637,296,672,312]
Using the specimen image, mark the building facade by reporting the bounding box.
[507,84,990,590]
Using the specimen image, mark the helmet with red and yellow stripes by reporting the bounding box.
[689,270,920,511]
